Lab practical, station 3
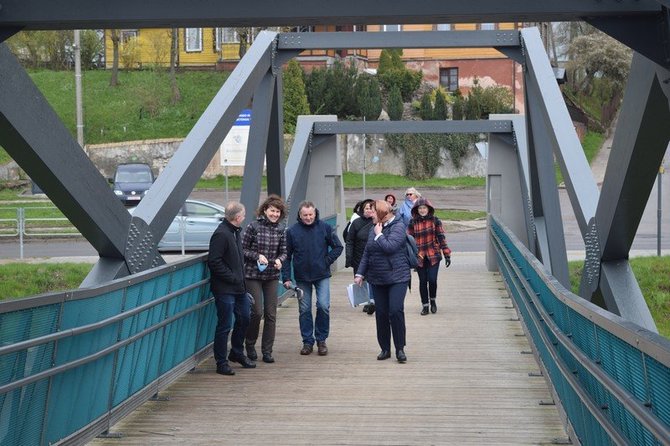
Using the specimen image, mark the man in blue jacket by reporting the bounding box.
[282,201,343,356]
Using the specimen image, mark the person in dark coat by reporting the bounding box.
[281,201,343,357]
[242,195,287,364]
[345,198,376,314]
[407,197,452,315]
[355,200,411,363]
[208,201,256,376]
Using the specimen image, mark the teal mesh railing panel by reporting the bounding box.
[490,217,670,445]
[0,255,214,445]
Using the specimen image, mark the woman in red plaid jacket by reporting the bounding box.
[407,197,451,315]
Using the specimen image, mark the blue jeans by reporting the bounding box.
[296,278,331,345]
[213,292,251,366]
[371,282,408,352]
[417,258,441,305]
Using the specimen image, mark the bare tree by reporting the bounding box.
[109,29,120,86]
[169,28,181,104]
[236,27,250,59]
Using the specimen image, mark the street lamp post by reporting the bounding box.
[74,30,84,150]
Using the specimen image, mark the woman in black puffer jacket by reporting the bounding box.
[345,199,375,314]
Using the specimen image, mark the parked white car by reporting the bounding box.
[129,199,225,252]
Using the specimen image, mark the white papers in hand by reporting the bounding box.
[347,282,369,307]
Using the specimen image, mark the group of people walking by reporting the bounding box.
[207,187,451,376]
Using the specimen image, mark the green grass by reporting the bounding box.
[556,131,604,185]
[569,256,670,338]
[345,207,486,221]
[0,147,10,165]
[195,173,485,190]
[196,175,264,190]
[0,263,92,301]
[558,131,604,185]
[28,69,230,145]
[343,172,485,188]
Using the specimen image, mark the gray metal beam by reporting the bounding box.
[313,120,512,135]
[0,0,661,29]
[576,54,670,331]
[0,44,131,259]
[521,27,599,235]
[0,27,20,43]
[597,54,670,261]
[265,68,286,198]
[277,31,520,50]
[587,16,670,70]
[524,86,570,287]
[241,70,276,224]
[131,31,277,253]
[284,116,338,224]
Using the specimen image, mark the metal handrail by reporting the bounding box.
[0,278,209,356]
[490,216,670,445]
[0,296,211,395]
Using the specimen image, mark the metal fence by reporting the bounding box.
[0,254,215,446]
[490,215,670,446]
[0,206,81,258]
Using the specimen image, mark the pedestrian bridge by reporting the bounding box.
[2,217,670,445]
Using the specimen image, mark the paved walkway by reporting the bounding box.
[89,254,567,445]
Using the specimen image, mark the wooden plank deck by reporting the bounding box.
[90,253,567,445]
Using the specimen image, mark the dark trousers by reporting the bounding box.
[417,258,440,305]
[245,279,278,354]
[370,282,408,352]
[213,292,250,367]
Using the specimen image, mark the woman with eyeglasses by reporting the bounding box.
[398,187,421,226]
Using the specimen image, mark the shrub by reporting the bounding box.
[282,59,310,134]
[304,61,358,119]
[355,74,382,121]
[387,85,403,121]
[377,48,422,101]
[419,92,433,120]
[433,89,448,120]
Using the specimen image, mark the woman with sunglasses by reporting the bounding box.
[398,187,421,226]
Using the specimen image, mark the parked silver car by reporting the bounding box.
[129,199,225,252]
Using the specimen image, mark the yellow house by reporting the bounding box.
[104,28,242,69]
[104,24,522,109]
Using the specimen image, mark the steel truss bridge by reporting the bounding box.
[1,1,670,444]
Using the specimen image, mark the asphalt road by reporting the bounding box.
[2,178,668,259]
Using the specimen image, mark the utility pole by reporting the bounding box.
[74,30,85,151]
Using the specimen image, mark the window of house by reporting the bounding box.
[436,24,451,31]
[215,27,239,50]
[185,28,202,52]
[479,23,496,30]
[440,67,459,92]
[382,24,401,32]
[290,25,314,32]
[120,30,138,43]
[222,28,239,43]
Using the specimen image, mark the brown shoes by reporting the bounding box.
[317,341,328,356]
[300,343,313,355]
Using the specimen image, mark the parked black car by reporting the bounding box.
[112,163,154,205]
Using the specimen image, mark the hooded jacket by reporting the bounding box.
[407,198,451,267]
[281,208,343,283]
